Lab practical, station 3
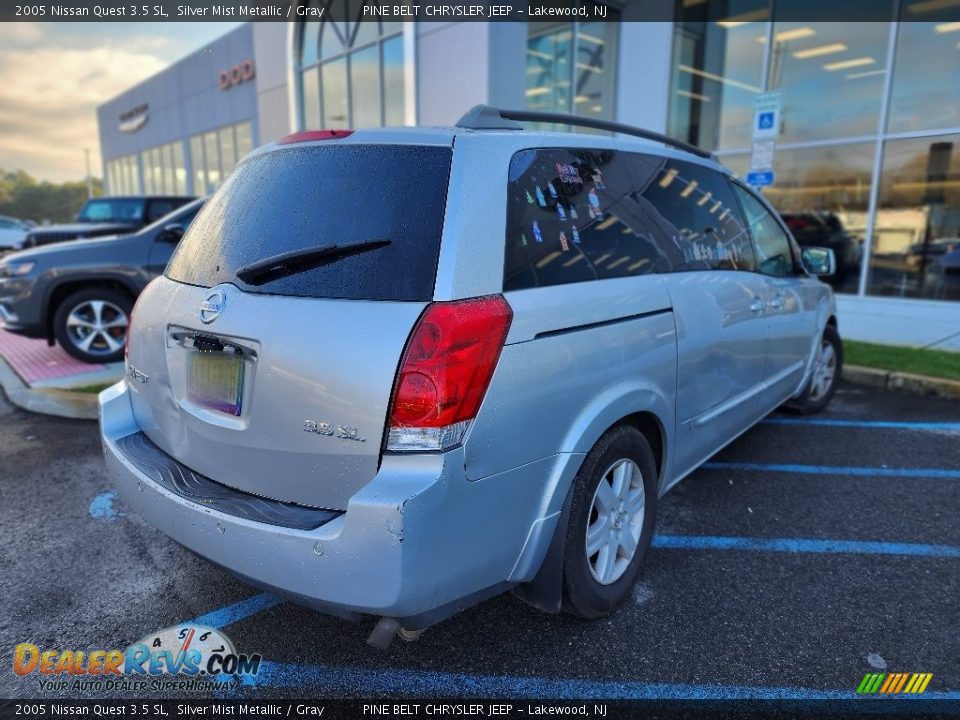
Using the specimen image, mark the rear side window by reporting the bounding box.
[504,149,755,291]
[166,145,452,301]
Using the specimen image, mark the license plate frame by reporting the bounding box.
[187,349,245,416]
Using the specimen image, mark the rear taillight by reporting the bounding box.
[278,129,354,144]
[386,295,513,452]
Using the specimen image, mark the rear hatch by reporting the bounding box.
[127,141,453,510]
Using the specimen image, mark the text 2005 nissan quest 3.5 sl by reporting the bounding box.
[100,107,842,647]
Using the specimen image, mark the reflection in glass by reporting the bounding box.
[526,14,619,124]
[190,136,204,196]
[869,135,960,300]
[235,123,253,161]
[298,4,406,129]
[204,132,221,192]
[888,17,960,133]
[302,67,320,129]
[350,45,381,128]
[669,0,767,151]
[760,144,874,293]
[219,126,236,179]
[767,13,890,143]
[526,22,573,117]
[382,36,405,126]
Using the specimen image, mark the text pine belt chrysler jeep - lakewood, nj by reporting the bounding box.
[99,106,841,648]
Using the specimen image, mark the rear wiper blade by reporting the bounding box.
[235,239,391,285]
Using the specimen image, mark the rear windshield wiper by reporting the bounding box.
[235,239,391,285]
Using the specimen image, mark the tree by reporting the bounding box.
[0,169,102,224]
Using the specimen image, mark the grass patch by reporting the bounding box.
[844,340,960,382]
[69,382,115,394]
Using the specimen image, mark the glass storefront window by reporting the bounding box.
[869,135,960,300]
[526,13,619,123]
[669,0,768,151]
[758,144,874,294]
[888,16,960,134]
[188,122,254,195]
[105,154,140,195]
[297,1,406,129]
[768,15,891,143]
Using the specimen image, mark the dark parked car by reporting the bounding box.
[0,199,204,363]
[780,211,860,288]
[23,195,195,248]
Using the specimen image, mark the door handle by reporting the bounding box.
[749,297,765,314]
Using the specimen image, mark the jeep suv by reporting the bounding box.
[100,108,841,645]
[23,195,194,248]
[1,199,204,363]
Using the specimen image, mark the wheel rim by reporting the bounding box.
[65,300,128,357]
[809,339,837,401]
[585,458,645,586]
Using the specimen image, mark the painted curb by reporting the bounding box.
[0,356,101,420]
[843,364,960,399]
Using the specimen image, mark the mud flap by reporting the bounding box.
[511,479,575,614]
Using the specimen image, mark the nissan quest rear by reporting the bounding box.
[100,107,842,646]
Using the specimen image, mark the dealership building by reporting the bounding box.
[97,0,960,349]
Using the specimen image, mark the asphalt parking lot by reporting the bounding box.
[1,382,958,703]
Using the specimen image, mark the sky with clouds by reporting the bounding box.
[0,22,241,183]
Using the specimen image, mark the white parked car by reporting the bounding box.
[0,215,30,251]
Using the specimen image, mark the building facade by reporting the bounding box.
[97,0,960,349]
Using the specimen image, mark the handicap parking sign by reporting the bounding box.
[752,92,781,139]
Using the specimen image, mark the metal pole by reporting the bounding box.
[84,148,93,198]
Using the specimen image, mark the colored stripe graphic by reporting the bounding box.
[857,672,932,694]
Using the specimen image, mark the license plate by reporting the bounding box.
[187,350,244,416]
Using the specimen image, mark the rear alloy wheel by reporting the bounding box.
[791,324,843,414]
[54,288,132,363]
[562,425,658,618]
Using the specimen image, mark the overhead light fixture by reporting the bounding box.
[793,43,848,59]
[773,27,816,42]
[678,65,762,93]
[562,255,585,268]
[907,0,960,12]
[716,9,768,27]
[524,87,551,97]
[578,33,605,46]
[697,191,713,206]
[677,89,711,102]
[934,21,960,32]
[680,180,699,198]
[824,57,876,71]
[710,201,722,214]
[846,69,886,80]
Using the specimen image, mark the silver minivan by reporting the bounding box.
[100,107,841,646]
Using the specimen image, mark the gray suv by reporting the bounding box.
[100,108,841,646]
[0,199,203,363]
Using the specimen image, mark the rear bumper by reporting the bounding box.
[100,381,579,620]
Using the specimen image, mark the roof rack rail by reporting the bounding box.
[456,105,713,160]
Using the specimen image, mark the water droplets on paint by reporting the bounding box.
[866,653,887,670]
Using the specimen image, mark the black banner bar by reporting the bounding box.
[1,0,940,23]
[3,699,960,720]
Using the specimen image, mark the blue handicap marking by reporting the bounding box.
[745,170,775,187]
[757,111,775,130]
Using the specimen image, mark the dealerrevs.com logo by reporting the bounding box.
[13,625,261,692]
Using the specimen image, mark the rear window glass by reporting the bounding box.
[504,148,755,291]
[166,144,452,301]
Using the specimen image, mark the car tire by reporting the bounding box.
[53,288,133,364]
[790,325,843,415]
[561,425,658,619]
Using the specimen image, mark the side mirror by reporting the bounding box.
[801,246,836,277]
[158,223,185,243]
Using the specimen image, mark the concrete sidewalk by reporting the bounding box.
[0,328,123,419]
